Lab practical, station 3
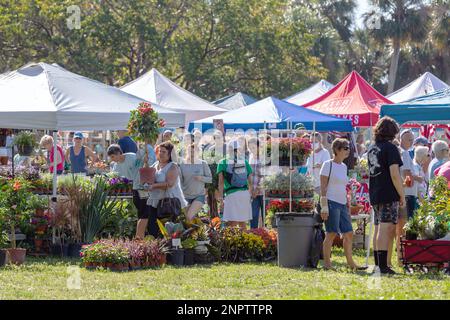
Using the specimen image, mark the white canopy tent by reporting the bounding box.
[0,62,185,198]
[120,68,226,125]
[0,62,185,130]
[284,80,334,106]
[387,71,449,103]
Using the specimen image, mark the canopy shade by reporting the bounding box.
[285,80,334,106]
[303,71,392,127]
[189,96,353,132]
[0,62,185,130]
[387,72,449,103]
[380,88,450,125]
[121,68,226,125]
[213,92,258,110]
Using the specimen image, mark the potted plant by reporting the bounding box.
[29,195,49,217]
[127,102,165,183]
[0,230,9,267]
[193,225,210,255]
[181,238,197,266]
[14,131,37,156]
[0,178,33,265]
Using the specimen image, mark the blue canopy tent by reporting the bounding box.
[380,88,450,124]
[189,96,353,132]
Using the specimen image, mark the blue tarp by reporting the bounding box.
[189,96,353,132]
[380,88,450,124]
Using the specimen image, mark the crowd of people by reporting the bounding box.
[4,116,449,273]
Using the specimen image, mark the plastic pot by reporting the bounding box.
[168,249,184,266]
[18,145,34,156]
[68,243,82,258]
[51,244,69,257]
[184,249,195,266]
[139,167,156,185]
[7,248,27,265]
[0,249,7,267]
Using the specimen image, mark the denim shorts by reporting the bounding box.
[187,195,206,205]
[325,200,353,234]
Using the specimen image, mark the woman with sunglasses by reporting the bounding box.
[64,132,98,174]
[179,142,212,221]
[320,138,362,271]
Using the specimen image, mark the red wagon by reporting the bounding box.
[400,239,450,274]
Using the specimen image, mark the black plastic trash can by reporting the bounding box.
[276,212,316,268]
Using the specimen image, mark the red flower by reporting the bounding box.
[13,180,21,191]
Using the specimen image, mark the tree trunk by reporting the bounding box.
[387,39,401,94]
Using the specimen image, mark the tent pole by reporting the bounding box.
[312,121,316,191]
[289,121,292,212]
[365,117,375,267]
[52,131,58,200]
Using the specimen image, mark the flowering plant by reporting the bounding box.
[81,238,168,268]
[127,102,165,144]
[346,178,371,213]
[246,228,277,259]
[406,176,450,240]
[0,178,34,248]
[267,137,312,165]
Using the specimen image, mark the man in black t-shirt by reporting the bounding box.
[368,117,405,275]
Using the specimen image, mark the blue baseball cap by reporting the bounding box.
[74,132,84,139]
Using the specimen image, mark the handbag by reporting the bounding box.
[315,161,333,218]
[156,189,182,219]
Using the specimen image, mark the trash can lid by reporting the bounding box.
[275,212,314,218]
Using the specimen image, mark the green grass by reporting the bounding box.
[1,248,449,300]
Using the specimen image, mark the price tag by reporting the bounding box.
[172,238,181,248]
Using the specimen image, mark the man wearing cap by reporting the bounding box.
[65,132,98,174]
[117,130,138,154]
[217,140,253,230]
[162,130,173,142]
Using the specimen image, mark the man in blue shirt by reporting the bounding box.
[117,130,138,154]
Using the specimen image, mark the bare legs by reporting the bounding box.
[135,219,148,240]
[323,231,358,269]
[185,200,204,221]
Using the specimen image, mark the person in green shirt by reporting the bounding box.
[217,140,253,230]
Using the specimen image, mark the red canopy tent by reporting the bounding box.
[303,71,393,127]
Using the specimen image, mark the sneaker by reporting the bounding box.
[380,267,396,275]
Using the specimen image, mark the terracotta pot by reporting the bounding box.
[0,156,8,166]
[34,239,43,252]
[7,248,27,265]
[140,167,156,185]
[350,205,363,215]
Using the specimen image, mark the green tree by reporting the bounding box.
[366,0,431,93]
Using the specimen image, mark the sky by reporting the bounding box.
[355,0,371,28]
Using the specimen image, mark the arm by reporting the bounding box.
[65,148,71,164]
[319,174,329,218]
[151,165,179,190]
[85,146,99,162]
[390,164,406,207]
[218,172,224,201]
[200,162,213,184]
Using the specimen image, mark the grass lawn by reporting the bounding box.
[0,248,449,300]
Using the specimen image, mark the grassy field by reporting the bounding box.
[1,248,449,300]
